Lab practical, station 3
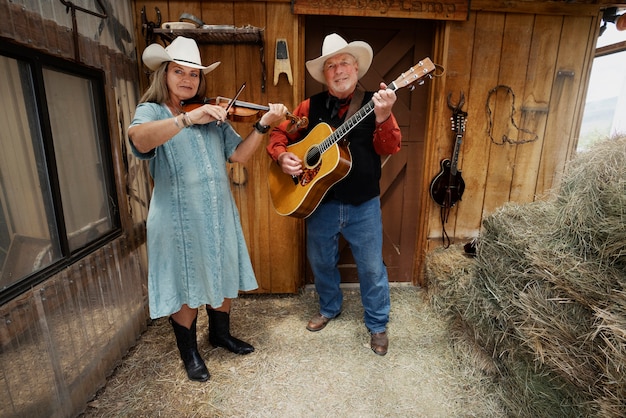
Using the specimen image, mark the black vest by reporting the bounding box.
[305,91,381,205]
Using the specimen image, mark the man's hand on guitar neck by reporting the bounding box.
[372,82,397,124]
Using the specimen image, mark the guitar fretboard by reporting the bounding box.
[318,84,398,155]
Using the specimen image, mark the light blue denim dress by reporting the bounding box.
[130,102,258,318]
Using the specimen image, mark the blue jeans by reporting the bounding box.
[306,196,390,333]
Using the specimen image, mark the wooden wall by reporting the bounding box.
[131,0,611,286]
[1,1,150,416]
[422,6,601,261]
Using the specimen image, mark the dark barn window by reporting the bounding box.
[0,43,120,304]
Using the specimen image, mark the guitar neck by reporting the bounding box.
[319,83,399,153]
[316,58,435,154]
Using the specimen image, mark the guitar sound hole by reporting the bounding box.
[305,146,321,168]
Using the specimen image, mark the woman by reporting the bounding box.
[129,36,287,382]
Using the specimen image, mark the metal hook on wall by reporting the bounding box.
[59,0,108,62]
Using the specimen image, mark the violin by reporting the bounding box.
[181,96,308,133]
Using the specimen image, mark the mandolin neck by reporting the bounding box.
[450,133,463,175]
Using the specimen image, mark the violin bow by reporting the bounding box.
[217,82,246,125]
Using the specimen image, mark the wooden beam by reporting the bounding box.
[292,0,470,21]
[471,0,610,16]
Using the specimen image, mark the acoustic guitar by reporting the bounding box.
[269,58,436,218]
[429,109,467,208]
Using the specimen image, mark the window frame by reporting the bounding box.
[578,15,626,151]
[0,41,121,305]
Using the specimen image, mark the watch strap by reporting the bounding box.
[254,121,271,134]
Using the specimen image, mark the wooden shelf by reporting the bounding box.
[153,26,266,90]
[153,25,264,45]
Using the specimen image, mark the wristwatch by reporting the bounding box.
[254,120,271,134]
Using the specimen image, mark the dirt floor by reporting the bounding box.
[81,286,505,417]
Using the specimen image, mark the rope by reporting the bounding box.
[486,85,539,145]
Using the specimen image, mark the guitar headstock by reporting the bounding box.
[390,58,436,91]
[450,110,467,134]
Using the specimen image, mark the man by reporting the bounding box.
[266,33,401,355]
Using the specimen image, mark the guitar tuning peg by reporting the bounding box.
[408,85,415,91]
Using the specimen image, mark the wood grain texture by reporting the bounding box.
[130,1,604,287]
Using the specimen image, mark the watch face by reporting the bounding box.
[256,121,270,133]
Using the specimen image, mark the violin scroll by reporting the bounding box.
[286,115,308,134]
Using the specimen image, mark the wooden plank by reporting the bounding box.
[471,0,601,16]
[293,0,470,21]
[363,29,418,129]
[481,13,535,216]
[43,18,60,56]
[265,2,305,293]
[198,2,238,100]
[26,9,47,50]
[398,24,436,282]
[454,12,505,239]
[425,14,476,246]
[380,144,408,270]
[133,0,169,89]
[536,15,595,196]
[55,16,74,60]
[9,1,29,45]
[107,49,134,234]
[232,1,268,292]
[397,140,424,281]
[0,0,11,39]
[569,15,600,161]
[510,14,562,203]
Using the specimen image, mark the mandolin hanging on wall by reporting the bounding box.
[429,98,467,209]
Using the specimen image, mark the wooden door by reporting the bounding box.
[304,16,434,283]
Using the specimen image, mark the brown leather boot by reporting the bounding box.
[370,331,388,356]
[306,312,337,332]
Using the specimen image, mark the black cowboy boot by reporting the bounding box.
[207,308,255,355]
[169,316,210,382]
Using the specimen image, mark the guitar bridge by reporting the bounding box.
[299,166,321,186]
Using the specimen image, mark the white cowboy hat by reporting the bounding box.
[305,33,373,84]
[142,36,220,74]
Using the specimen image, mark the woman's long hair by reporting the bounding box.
[139,62,208,104]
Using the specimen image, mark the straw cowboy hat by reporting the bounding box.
[305,33,373,84]
[142,36,220,74]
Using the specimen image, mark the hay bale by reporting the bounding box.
[425,244,499,346]
[426,136,626,418]
[555,136,626,268]
[426,245,503,376]
[425,244,477,317]
[496,355,586,418]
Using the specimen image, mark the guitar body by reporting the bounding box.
[429,159,465,208]
[268,122,352,218]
